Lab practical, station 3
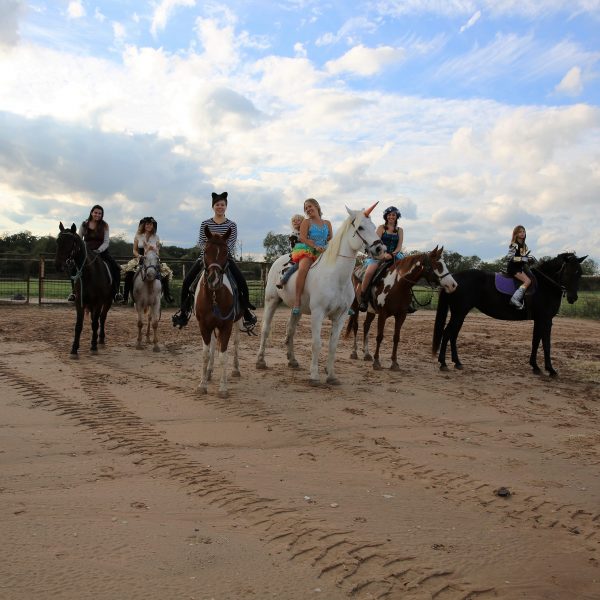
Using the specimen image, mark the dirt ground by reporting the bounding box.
[0,303,599,600]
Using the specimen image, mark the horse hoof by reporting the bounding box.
[99,340,105,345]
[136,344,143,350]
[549,370,558,378]
[326,376,341,385]
[531,366,541,375]
[350,351,358,360]
[288,360,300,369]
[69,353,79,360]
[363,354,373,362]
[232,370,241,378]
[256,360,267,370]
[153,346,160,353]
[390,362,400,371]
[218,391,229,399]
[309,379,320,387]
[373,362,382,371]
[90,349,98,355]
[439,364,449,372]
[454,363,463,370]
[207,371,213,382]
[197,385,208,394]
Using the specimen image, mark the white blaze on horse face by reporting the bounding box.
[435,258,458,293]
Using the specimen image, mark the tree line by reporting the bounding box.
[1,230,598,277]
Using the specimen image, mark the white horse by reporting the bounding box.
[132,250,162,352]
[256,205,385,385]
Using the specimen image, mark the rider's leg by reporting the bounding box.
[510,272,531,309]
[172,260,202,328]
[121,271,134,304]
[277,260,298,288]
[293,258,312,313]
[162,276,173,303]
[101,251,122,301]
[359,263,378,312]
[227,259,257,329]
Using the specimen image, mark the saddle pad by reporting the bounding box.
[495,273,536,296]
[353,264,367,282]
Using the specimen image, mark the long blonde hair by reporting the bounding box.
[510,225,528,252]
[304,198,322,217]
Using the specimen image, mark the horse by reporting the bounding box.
[54,222,114,357]
[347,247,458,370]
[256,205,386,385]
[194,226,242,398]
[132,250,162,352]
[432,253,587,376]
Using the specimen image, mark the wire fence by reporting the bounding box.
[0,254,598,319]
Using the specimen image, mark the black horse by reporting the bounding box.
[55,223,115,357]
[432,253,587,376]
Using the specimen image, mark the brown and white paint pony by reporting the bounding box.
[347,247,457,370]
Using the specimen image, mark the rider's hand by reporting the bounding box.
[521,256,528,263]
[384,252,392,260]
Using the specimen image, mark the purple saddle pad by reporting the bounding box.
[495,273,536,296]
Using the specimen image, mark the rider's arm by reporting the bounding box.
[154,234,161,256]
[393,227,404,255]
[96,225,110,253]
[506,243,520,262]
[326,220,333,242]
[226,221,238,257]
[133,236,140,258]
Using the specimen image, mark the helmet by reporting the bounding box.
[383,206,400,219]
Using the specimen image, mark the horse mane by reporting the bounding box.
[536,252,575,273]
[394,253,424,274]
[320,215,354,265]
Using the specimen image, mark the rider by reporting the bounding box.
[358,206,405,312]
[290,198,332,315]
[276,213,305,289]
[506,224,535,309]
[68,205,122,302]
[171,192,257,331]
[121,217,174,305]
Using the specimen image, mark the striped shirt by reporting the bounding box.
[197,218,237,258]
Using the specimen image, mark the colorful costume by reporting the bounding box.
[291,222,329,263]
[506,241,530,276]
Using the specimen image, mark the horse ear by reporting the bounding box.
[70,223,77,233]
[204,224,212,239]
[223,227,232,241]
[578,255,588,263]
[432,245,438,253]
[59,222,65,232]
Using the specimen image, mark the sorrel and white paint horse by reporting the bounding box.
[256,205,385,385]
[132,250,162,352]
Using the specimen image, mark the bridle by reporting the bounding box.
[350,216,383,258]
[139,255,160,282]
[203,245,236,320]
[532,259,570,295]
[57,230,88,281]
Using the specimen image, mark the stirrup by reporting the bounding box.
[114,292,124,302]
[291,306,301,316]
[358,294,368,312]
[67,293,75,302]
[172,310,190,328]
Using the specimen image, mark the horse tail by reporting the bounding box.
[345,308,358,339]
[432,290,449,355]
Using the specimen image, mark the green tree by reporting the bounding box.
[441,250,482,273]
[581,257,599,276]
[263,232,289,262]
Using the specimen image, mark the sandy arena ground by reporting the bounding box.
[0,303,599,600]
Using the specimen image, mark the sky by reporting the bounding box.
[0,0,599,261]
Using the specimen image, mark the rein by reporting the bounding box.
[59,231,89,307]
[531,262,567,293]
[203,257,236,321]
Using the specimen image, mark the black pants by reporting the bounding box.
[180,258,253,310]
[99,251,121,295]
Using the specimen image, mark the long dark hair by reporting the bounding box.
[83,204,107,233]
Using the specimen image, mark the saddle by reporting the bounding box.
[353,259,393,285]
[494,272,537,296]
[191,266,243,320]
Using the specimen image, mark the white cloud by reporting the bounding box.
[94,7,106,23]
[67,1,85,19]
[315,16,378,47]
[326,45,405,76]
[151,0,196,37]
[460,10,481,33]
[293,42,306,58]
[112,21,126,42]
[555,66,584,96]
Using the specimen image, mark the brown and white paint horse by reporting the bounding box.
[347,247,457,370]
[195,226,241,398]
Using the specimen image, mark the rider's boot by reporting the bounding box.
[121,271,134,304]
[172,296,191,329]
[509,285,526,309]
[241,308,258,333]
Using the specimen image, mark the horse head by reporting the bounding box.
[558,253,586,304]
[344,204,385,259]
[140,250,160,282]
[203,226,231,290]
[427,246,458,293]
[55,222,80,272]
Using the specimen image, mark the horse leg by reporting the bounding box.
[349,311,359,360]
[256,296,279,369]
[231,325,241,377]
[448,314,466,369]
[90,308,100,353]
[207,334,216,381]
[99,303,108,345]
[309,311,325,384]
[325,313,347,385]
[151,303,160,352]
[372,314,386,370]
[136,306,144,349]
[529,319,542,374]
[217,326,233,398]
[540,319,557,377]
[71,306,84,358]
[362,312,375,361]
[198,339,211,394]
[390,313,407,371]
[286,311,301,369]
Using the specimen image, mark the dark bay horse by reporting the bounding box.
[195,226,242,398]
[432,253,587,376]
[55,223,114,357]
[347,247,458,370]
